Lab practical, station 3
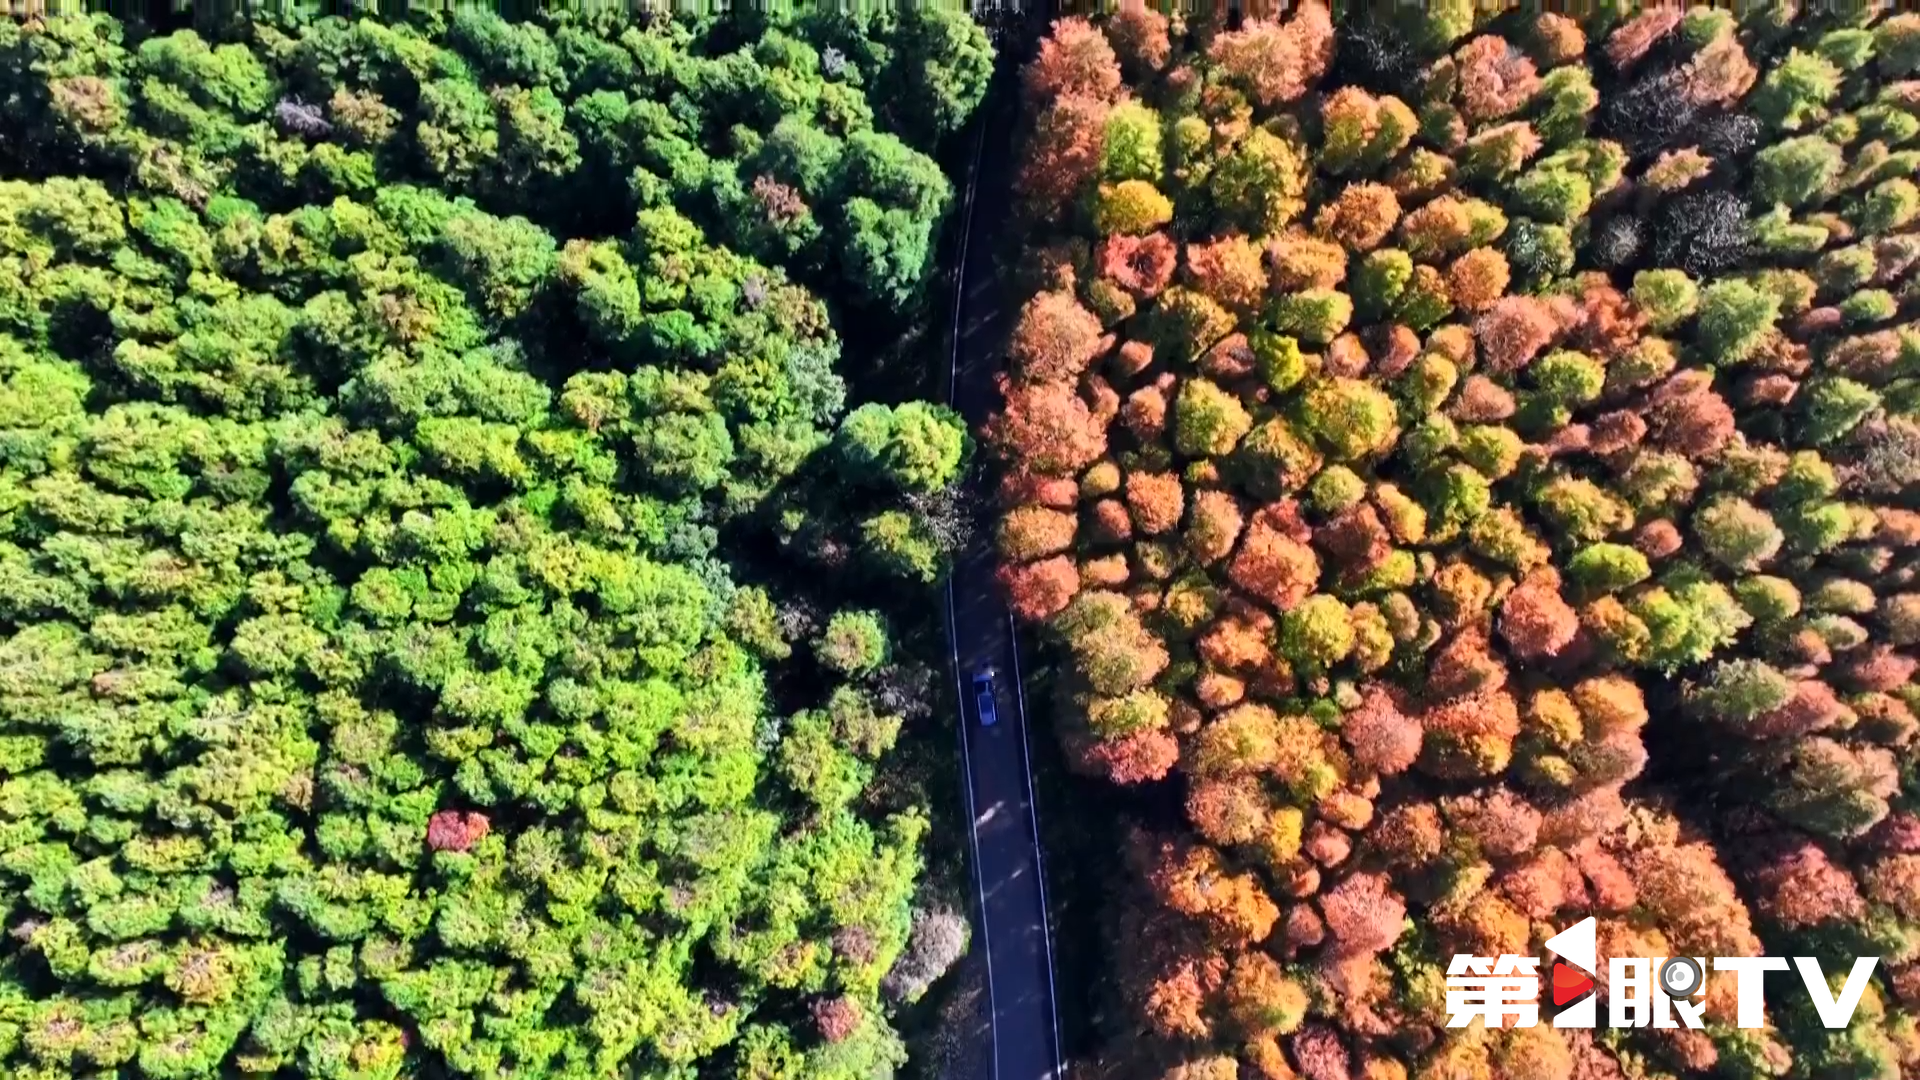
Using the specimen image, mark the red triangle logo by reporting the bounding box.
[1552,962,1595,1006]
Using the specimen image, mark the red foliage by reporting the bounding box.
[1499,847,1587,918]
[1457,35,1542,122]
[1076,726,1181,784]
[1838,644,1918,693]
[1445,786,1542,859]
[812,996,862,1043]
[1590,410,1649,456]
[1449,374,1517,422]
[1319,504,1390,576]
[1427,627,1509,702]
[1343,684,1422,776]
[1476,296,1559,374]
[1305,821,1354,867]
[1645,372,1736,458]
[1091,498,1134,543]
[1500,569,1580,661]
[427,810,490,852]
[1369,802,1444,869]
[1748,836,1865,929]
[1605,8,1682,70]
[1000,556,1081,623]
[1868,812,1920,854]
[1203,333,1259,381]
[987,375,1109,475]
[1633,518,1683,560]
[1019,95,1111,214]
[1284,904,1327,949]
[1538,785,1627,847]
[1747,679,1849,740]
[1373,325,1421,378]
[1290,1023,1353,1080]
[1011,290,1106,384]
[999,469,1080,509]
[1575,845,1638,913]
[1026,18,1123,104]
[1206,2,1335,110]
[1319,872,1406,956]
[1107,0,1172,74]
[1101,232,1180,297]
[1228,511,1321,612]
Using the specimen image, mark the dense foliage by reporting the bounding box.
[0,8,989,1079]
[992,5,1920,1079]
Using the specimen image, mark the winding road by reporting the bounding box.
[942,73,1065,1080]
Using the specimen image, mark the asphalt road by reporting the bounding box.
[943,83,1064,1080]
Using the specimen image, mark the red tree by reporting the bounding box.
[986,375,1108,475]
[1011,290,1106,384]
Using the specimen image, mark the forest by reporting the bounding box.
[0,6,993,1079]
[989,4,1920,1080]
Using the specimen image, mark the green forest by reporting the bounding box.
[0,6,992,1079]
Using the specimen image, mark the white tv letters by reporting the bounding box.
[1795,957,1880,1029]
[1713,956,1790,1029]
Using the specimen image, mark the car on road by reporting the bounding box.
[973,669,999,727]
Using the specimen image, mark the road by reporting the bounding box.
[942,77,1064,1080]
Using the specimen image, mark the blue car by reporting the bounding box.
[973,669,999,727]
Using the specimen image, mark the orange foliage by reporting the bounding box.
[1313,182,1401,253]
[1427,627,1508,702]
[1268,230,1350,291]
[1188,235,1269,313]
[1604,8,1682,70]
[1370,802,1445,869]
[1419,688,1521,780]
[1447,249,1511,313]
[1187,489,1247,565]
[1000,555,1081,622]
[1228,510,1321,611]
[1443,786,1542,859]
[999,504,1079,562]
[988,375,1109,474]
[1072,724,1181,783]
[1127,471,1187,535]
[1189,775,1276,846]
[1200,611,1275,672]
[1125,385,1170,441]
